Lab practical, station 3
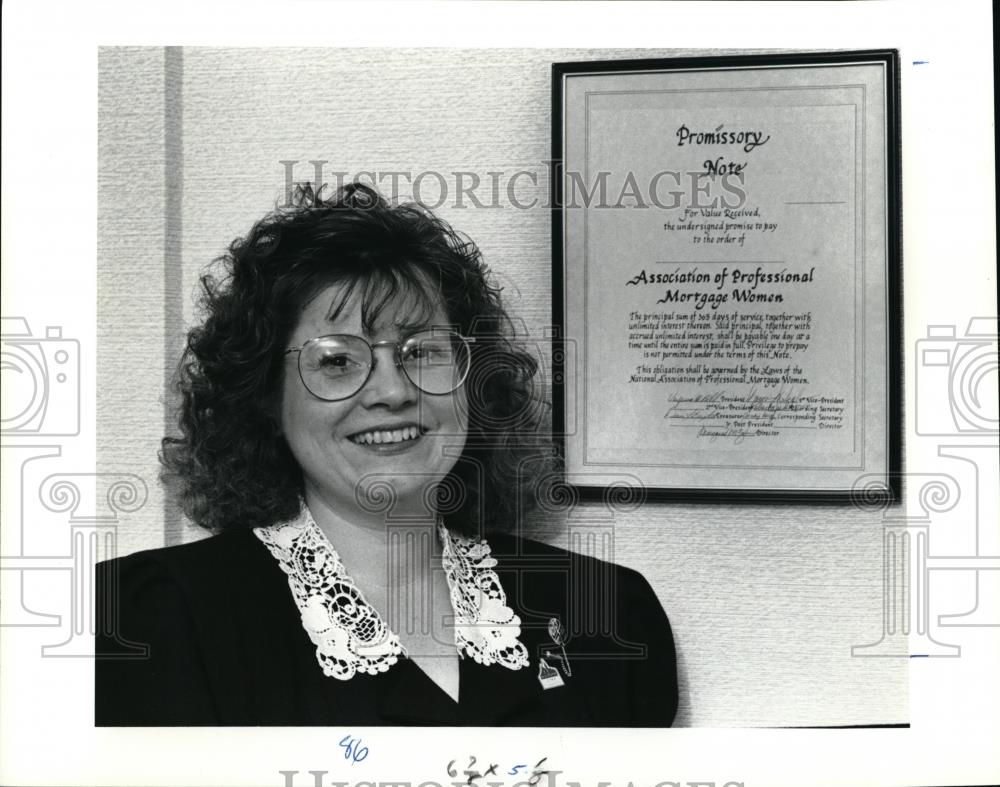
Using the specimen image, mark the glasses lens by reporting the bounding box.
[299,335,372,400]
[399,330,471,395]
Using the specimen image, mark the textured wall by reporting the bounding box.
[97,47,174,558]
[97,47,906,727]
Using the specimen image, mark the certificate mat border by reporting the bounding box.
[550,50,902,504]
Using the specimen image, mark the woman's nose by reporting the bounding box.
[358,345,417,408]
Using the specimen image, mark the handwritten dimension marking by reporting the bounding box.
[447,755,550,786]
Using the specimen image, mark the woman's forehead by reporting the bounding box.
[299,279,450,336]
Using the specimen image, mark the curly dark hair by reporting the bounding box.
[161,182,551,537]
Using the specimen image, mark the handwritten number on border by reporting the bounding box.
[338,734,369,764]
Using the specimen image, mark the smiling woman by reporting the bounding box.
[279,286,471,530]
[95,182,678,726]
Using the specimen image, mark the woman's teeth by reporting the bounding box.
[351,426,422,445]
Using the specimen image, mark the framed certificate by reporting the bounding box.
[552,50,901,502]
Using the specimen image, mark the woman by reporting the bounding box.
[96,183,678,726]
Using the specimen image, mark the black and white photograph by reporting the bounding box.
[92,45,905,731]
[1,2,997,786]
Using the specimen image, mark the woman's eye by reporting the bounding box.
[316,354,361,373]
[404,344,452,363]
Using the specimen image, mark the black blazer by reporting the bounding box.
[95,527,677,726]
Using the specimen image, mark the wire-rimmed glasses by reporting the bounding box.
[284,329,475,402]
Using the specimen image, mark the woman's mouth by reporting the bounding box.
[349,425,425,446]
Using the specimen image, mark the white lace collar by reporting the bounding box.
[253,505,529,681]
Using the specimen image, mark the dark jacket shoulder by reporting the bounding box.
[95,528,288,726]
[486,529,668,616]
[100,527,265,579]
[486,530,678,726]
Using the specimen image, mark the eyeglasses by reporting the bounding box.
[285,329,475,401]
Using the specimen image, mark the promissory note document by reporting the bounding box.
[554,52,900,499]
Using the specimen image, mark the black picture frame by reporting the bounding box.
[551,50,902,504]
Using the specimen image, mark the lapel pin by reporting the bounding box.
[547,617,572,676]
[537,658,565,690]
